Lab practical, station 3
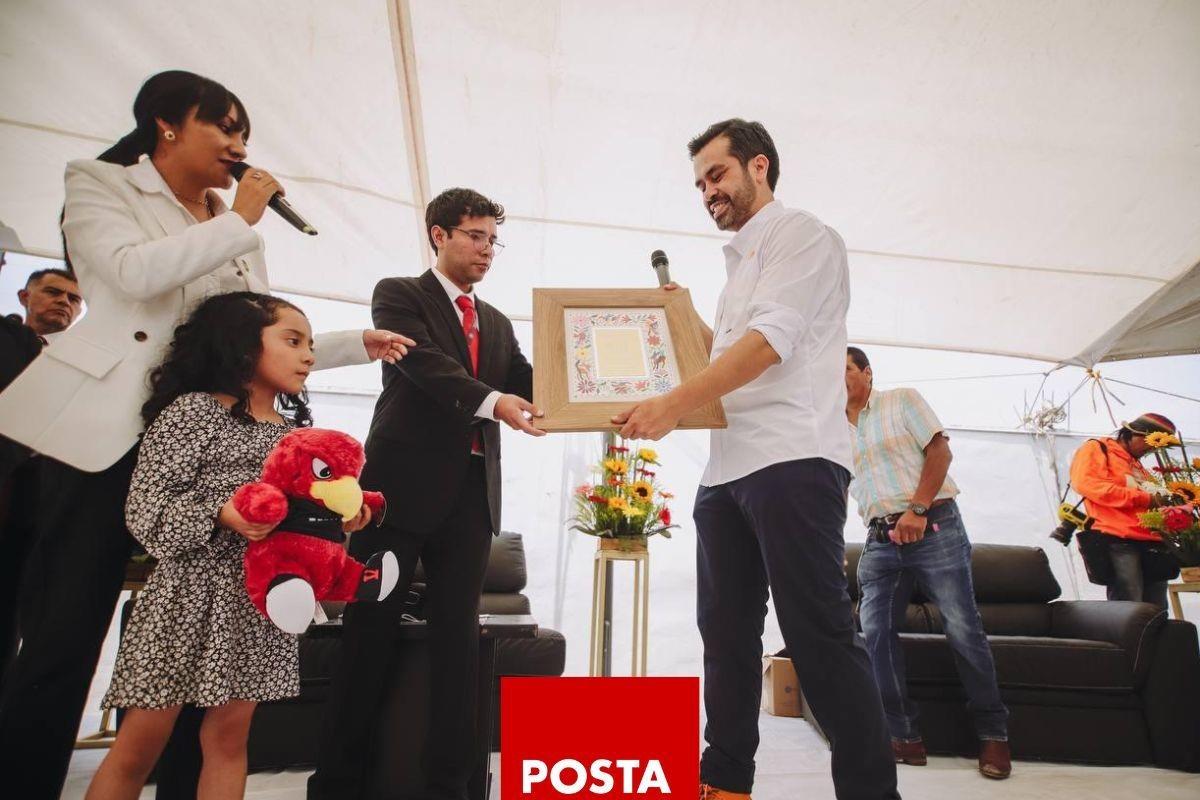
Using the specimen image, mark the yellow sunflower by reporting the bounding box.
[1169,481,1200,503]
[603,459,629,476]
[1144,432,1179,448]
[607,496,629,511]
[630,480,654,501]
[637,448,659,464]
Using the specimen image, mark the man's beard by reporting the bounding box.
[710,172,757,232]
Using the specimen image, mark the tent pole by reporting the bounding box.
[387,0,433,272]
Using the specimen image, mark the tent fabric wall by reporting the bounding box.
[1073,261,1200,366]
[2,0,1198,364]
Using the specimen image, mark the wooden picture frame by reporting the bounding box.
[532,288,727,433]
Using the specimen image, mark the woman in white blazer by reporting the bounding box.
[0,71,413,796]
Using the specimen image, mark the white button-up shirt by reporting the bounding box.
[701,200,853,487]
[430,266,500,420]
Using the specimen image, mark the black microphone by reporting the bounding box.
[650,249,671,287]
[228,162,318,236]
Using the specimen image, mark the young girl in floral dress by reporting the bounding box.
[85,292,374,800]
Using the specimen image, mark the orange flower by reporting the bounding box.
[603,459,628,476]
[1168,482,1200,503]
[1144,432,1180,448]
[637,448,659,464]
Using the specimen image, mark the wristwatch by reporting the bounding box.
[908,502,929,517]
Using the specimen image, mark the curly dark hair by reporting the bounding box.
[424,187,505,254]
[141,292,313,429]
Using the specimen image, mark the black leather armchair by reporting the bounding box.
[843,542,1200,770]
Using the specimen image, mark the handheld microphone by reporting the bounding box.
[650,249,671,287]
[228,162,318,236]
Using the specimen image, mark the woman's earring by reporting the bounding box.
[164,130,176,141]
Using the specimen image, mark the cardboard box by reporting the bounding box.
[761,655,802,717]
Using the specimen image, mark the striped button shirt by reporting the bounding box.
[849,387,958,523]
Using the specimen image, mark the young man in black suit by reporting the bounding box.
[308,188,543,800]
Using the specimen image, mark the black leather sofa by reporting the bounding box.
[245,531,566,771]
[839,542,1200,771]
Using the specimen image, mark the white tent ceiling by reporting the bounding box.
[3,0,1198,365]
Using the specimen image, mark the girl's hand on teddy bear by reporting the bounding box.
[219,499,276,541]
[343,503,373,534]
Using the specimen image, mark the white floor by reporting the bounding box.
[62,710,1200,800]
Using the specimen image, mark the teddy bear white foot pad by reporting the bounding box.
[357,551,399,602]
[266,574,317,634]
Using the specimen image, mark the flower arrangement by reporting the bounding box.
[570,440,678,545]
[1136,433,1200,569]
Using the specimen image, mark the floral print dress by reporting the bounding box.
[103,392,299,709]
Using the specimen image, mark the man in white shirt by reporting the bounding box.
[614,119,897,800]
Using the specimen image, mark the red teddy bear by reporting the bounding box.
[234,428,399,634]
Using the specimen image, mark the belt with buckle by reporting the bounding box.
[867,499,955,543]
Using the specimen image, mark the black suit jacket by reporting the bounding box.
[362,270,533,535]
[0,316,41,480]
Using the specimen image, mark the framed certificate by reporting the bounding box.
[532,288,727,432]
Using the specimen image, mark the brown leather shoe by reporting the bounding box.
[699,783,751,799]
[978,739,1012,779]
[892,738,927,766]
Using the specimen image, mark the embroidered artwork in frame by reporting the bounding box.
[532,287,726,433]
[565,307,681,403]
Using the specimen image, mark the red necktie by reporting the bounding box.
[455,295,484,454]
[455,295,479,375]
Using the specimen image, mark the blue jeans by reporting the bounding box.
[857,501,1008,742]
[1106,540,1168,610]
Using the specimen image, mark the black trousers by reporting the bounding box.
[0,456,39,687]
[0,448,137,800]
[308,458,493,800]
[694,458,899,800]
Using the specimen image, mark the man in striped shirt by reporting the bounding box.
[845,347,1010,780]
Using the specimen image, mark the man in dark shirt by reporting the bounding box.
[309,188,541,800]
[0,263,79,685]
[17,267,82,338]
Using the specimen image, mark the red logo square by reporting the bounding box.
[501,677,699,799]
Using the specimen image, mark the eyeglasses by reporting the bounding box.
[448,227,505,254]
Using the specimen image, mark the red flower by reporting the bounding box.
[641,470,656,478]
[659,507,671,525]
[1163,506,1192,532]
[588,494,607,504]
